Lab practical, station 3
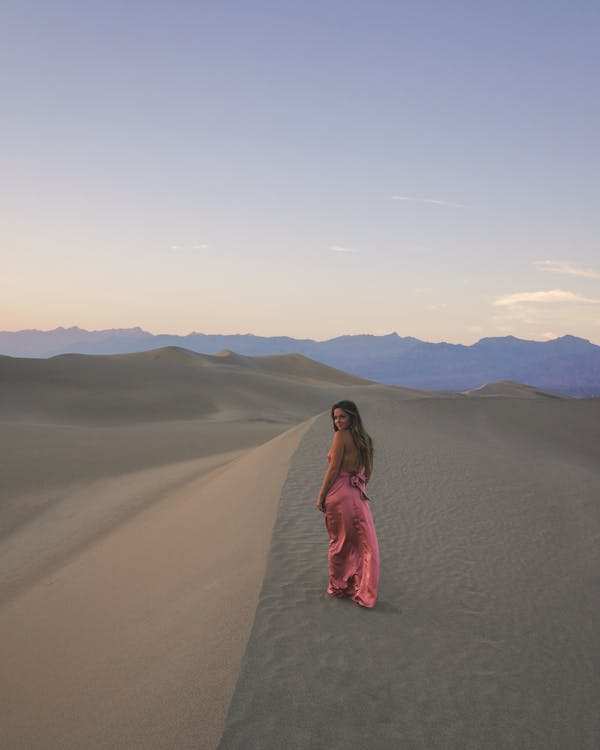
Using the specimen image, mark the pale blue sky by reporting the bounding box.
[2,1,599,342]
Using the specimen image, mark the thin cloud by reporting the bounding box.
[329,245,357,253]
[533,260,600,280]
[390,195,471,209]
[494,289,600,306]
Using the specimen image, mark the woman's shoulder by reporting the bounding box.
[335,429,355,445]
[330,429,352,445]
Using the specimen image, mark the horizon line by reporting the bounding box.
[0,326,596,348]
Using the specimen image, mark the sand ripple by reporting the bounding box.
[218,395,600,749]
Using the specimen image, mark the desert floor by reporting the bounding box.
[1,349,599,749]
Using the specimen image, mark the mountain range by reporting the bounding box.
[1,326,599,396]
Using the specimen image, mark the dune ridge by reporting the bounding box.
[0,450,243,606]
[0,417,317,750]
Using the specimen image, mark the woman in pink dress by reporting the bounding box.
[316,400,380,608]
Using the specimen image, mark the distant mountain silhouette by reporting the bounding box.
[1,327,599,396]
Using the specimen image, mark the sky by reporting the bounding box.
[2,0,600,344]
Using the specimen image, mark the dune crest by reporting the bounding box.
[0,417,317,750]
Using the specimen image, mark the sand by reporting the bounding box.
[1,418,320,750]
[0,349,374,749]
[1,350,599,749]
[218,394,600,749]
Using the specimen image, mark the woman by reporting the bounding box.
[316,400,380,608]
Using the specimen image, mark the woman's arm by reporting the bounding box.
[316,431,345,512]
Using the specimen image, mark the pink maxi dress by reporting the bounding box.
[324,454,380,608]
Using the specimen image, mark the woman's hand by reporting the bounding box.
[316,494,326,513]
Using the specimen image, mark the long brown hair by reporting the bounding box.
[331,400,373,472]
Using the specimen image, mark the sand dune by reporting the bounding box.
[1,421,281,536]
[0,347,371,424]
[218,395,600,750]
[0,348,381,748]
[211,349,373,384]
[0,418,316,749]
[1,349,598,749]
[0,348,381,551]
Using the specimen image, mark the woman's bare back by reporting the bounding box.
[338,429,363,473]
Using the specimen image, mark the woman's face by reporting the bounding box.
[333,408,352,431]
